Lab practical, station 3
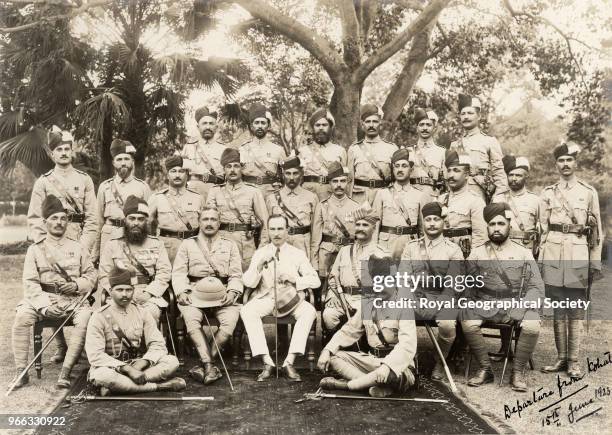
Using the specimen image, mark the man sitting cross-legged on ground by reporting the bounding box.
[317,254,417,398]
[85,268,185,395]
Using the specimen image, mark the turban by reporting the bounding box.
[220,148,240,167]
[445,149,471,168]
[109,268,132,288]
[48,126,73,151]
[352,202,379,224]
[502,155,530,174]
[360,103,383,121]
[281,156,301,171]
[422,202,445,218]
[327,161,347,180]
[110,139,137,158]
[458,94,482,111]
[164,155,183,171]
[42,195,66,219]
[123,195,149,217]
[483,202,511,223]
[309,108,335,129]
[553,142,581,160]
[249,103,272,124]
[195,106,218,123]
[391,148,410,164]
[414,108,439,124]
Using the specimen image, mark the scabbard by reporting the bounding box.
[77,395,214,401]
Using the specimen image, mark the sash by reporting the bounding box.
[485,242,515,293]
[221,186,247,224]
[310,145,331,172]
[322,203,351,239]
[554,185,578,224]
[110,180,126,208]
[389,186,411,226]
[274,191,304,226]
[350,244,362,287]
[360,143,387,180]
[164,192,193,231]
[47,173,82,214]
[505,192,527,231]
[245,144,276,177]
[193,237,222,278]
[38,243,74,283]
[121,242,152,282]
[194,144,218,176]
[414,145,434,178]
[371,308,390,347]
[418,238,434,276]
[105,309,144,358]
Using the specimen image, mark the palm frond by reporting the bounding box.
[0,126,53,176]
[74,88,131,143]
[0,111,29,142]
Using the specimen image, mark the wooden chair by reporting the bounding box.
[32,318,73,379]
[240,288,317,372]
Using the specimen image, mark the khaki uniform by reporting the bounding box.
[265,186,318,258]
[27,166,98,252]
[94,175,151,261]
[148,187,204,263]
[241,243,320,357]
[450,130,508,201]
[172,234,243,336]
[372,183,429,259]
[13,236,97,369]
[240,138,287,198]
[492,189,540,251]
[347,138,398,205]
[180,137,227,198]
[297,142,347,201]
[310,195,360,277]
[99,236,171,323]
[206,181,269,271]
[539,178,602,290]
[409,139,445,198]
[438,185,487,258]
[86,301,179,394]
[325,305,416,385]
[322,241,388,330]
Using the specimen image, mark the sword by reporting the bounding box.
[69,395,214,402]
[296,389,447,404]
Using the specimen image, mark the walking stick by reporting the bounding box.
[164,310,178,356]
[424,324,457,393]
[6,289,94,397]
[273,248,279,378]
[202,310,235,392]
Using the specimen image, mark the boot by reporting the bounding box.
[283,364,302,382]
[467,368,494,387]
[257,364,274,382]
[210,330,232,360]
[319,377,348,390]
[204,363,222,384]
[56,367,72,389]
[11,368,29,389]
[511,324,538,391]
[463,323,493,386]
[511,370,527,392]
[541,359,568,373]
[431,362,445,381]
[157,377,187,392]
[552,310,568,361]
[50,329,68,363]
[188,329,213,365]
[567,360,583,379]
[491,328,513,362]
[369,385,394,398]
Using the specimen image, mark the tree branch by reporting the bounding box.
[392,0,425,11]
[233,0,344,81]
[338,0,362,68]
[357,0,379,41]
[355,0,450,83]
[0,0,111,33]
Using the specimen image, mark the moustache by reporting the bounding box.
[204,226,214,230]
[355,230,366,235]
[367,128,376,131]
[173,177,182,181]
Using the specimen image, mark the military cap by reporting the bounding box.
[249,103,272,124]
[553,142,581,160]
[48,126,73,151]
[502,155,530,174]
[327,161,347,180]
[220,148,240,167]
[414,108,439,124]
[123,195,149,217]
[391,148,410,164]
[281,155,301,171]
[191,277,226,308]
[352,202,379,224]
[110,139,137,158]
[164,155,183,172]
[422,202,445,218]
[309,108,335,128]
[483,202,512,223]
[42,194,66,219]
[444,149,471,168]
[360,103,383,121]
[194,106,217,123]
[458,94,482,111]
[109,268,133,288]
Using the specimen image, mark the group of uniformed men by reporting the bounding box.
[10,94,602,399]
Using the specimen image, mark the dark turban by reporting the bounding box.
[444,149,471,168]
[327,161,346,180]
[360,103,383,121]
[308,108,335,129]
[110,139,136,158]
[109,268,132,288]
[458,94,482,112]
[42,195,65,219]
[502,155,530,174]
[391,148,410,164]
[220,148,240,167]
[483,202,511,223]
[164,155,183,172]
[123,195,149,217]
[48,128,73,151]
[195,106,217,123]
[353,203,379,224]
[281,156,301,171]
[422,202,443,218]
[414,108,438,124]
[249,103,271,124]
[553,142,581,160]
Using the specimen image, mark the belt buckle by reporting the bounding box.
[256,176,264,185]
[177,230,185,238]
[202,173,209,183]
[227,222,236,232]
[395,227,403,235]
[319,175,327,184]
[562,224,570,233]
[368,180,377,188]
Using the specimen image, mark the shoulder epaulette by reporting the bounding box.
[97,304,111,313]
[240,139,253,147]
[100,178,113,185]
[185,136,199,145]
[381,138,395,145]
[43,169,53,176]
[110,235,125,241]
[34,237,46,245]
[74,167,88,176]
[186,187,201,195]
[148,235,159,240]
[243,182,257,188]
[543,184,557,191]
[577,180,596,191]
[350,139,364,147]
[133,177,147,184]
[156,187,169,195]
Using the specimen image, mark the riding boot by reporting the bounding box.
[567,309,584,378]
[511,326,539,392]
[51,329,68,364]
[542,309,568,372]
[463,324,494,386]
[210,330,232,360]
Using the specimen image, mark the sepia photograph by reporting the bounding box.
[0,0,610,433]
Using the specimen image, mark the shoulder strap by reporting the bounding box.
[350,244,362,287]
[310,145,332,170]
[360,143,386,180]
[47,173,81,213]
[371,309,390,347]
[274,191,304,226]
[194,144,217,176]
[121,242,151,280]
[389,186,411,225]
[37,243,74,282]
[505,193,526,231]
[220,186,247,224]
[193,237,222,277]
[244,143,276,177]
[163,192,193,231]
[418,238,434,275]
[110,180,125,208]
[484,242,516,291]
[553,185,578,224]
[322,202,351,238]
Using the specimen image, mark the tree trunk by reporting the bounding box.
[329,77,361,147]
[99,112,113,184]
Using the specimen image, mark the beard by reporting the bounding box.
[254,128,266,139]
[314,131,329,144]
[125,223,148,244]
[117,166,132,179]
[489,230,509,244]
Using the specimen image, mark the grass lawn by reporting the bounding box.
[0,253,610,434]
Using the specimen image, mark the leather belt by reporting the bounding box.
[342,286,361,296]
[354,178,387,188]
[134,275,152,285]
[322,234,354,245]
[288,226,310,235]
[68,213,85,223]
[477,288,516,298]
[509,230,538,241]
[191,174,225,184]
[243,175,278,185]
[380,225,418,236]
[188,275,229,285]
[443,227,472,238]
[106,218,125,227]
[369,347,393,358]
[40,283,61,294]
[303,175,328,184]
[410,177,435,186]
[549,223,588,235]
[159,228,199,239]
[219,222,251,232]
